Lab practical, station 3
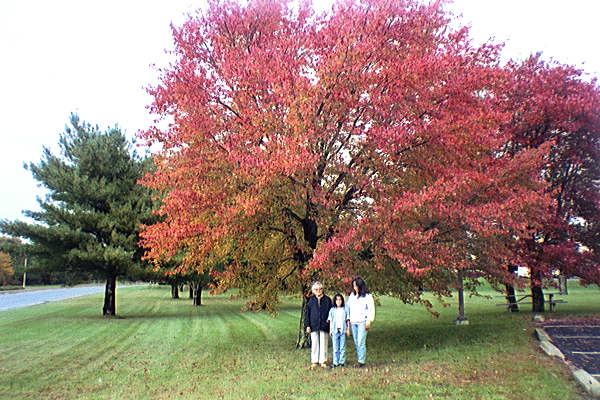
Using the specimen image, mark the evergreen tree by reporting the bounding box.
[0,115,155,315]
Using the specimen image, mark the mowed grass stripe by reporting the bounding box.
[52,287,208,398]
[1,295,122,382]
[1,288,158,397]
[1,283,598,399]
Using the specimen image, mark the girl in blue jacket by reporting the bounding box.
[327,293,350,368]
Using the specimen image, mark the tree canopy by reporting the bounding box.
[139,0,564,316]
[1,115,155,315]
[500,55,600,310]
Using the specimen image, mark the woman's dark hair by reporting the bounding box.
[351,277,369,297]
[332,293,345,307]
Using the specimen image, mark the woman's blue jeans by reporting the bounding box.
[350,322,367,363]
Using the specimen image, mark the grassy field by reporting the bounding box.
[0,283,598,399]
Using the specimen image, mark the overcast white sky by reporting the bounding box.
[1,0,599,223]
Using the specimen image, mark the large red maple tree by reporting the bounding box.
[139,0,553,344]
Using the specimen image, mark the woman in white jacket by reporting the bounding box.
[346,277,375,368]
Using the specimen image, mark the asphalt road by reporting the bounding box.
[0,284,140,312]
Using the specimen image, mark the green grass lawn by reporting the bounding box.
[0,283,597,399]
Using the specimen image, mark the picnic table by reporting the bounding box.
[496,292,567,311]
[546,292,568,311]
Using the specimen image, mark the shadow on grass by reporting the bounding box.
[62,300,276,321]
[374,324,491,353]
[367,308,530,358]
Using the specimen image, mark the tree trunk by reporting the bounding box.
[531,271,545,312]
[505,284,519,312]
[532,285,545,312]
[454,270,468,325]
[189,284,194,299]
[296,217,318,349]
[192,281,202,306]
[103,273,117,316]
[171,284,179,299]
[296,287,311,349]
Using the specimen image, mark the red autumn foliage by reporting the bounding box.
[501,55,600,291]
[138,0,598,312]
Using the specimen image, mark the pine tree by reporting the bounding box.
[0,114,155,315]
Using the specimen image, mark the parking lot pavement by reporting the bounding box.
[544,324,600,379]
[539,319,600,397]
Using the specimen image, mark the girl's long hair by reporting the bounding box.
[333,293,345,307]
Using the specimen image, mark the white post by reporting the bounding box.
[22,257,27,289]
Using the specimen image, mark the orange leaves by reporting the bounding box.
[0,251,13,284]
